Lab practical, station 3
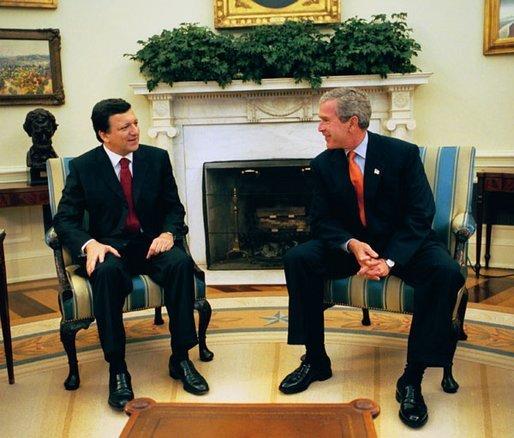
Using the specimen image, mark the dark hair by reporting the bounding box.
[91,98,131,142]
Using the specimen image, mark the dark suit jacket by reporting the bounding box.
[310,131,436,268]
[53,144,187,261]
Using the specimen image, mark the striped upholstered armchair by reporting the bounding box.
[45,157,213,390]
[323,146,476,393]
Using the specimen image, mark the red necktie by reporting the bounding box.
[119,158,141,233]
[348,151,366,226]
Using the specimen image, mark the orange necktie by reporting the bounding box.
[348,150,366,226]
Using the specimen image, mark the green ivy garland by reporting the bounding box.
[128,13,421,90]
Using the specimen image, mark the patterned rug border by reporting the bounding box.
[8,304,514,340]
[2,305,513,371]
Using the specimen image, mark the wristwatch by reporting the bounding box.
[385,259,395,269]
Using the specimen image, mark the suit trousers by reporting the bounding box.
[87,234,198,365]
[284,238,465,367]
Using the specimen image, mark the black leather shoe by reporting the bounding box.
[108,372,134,411]
[169,358,209,395]
[396,379,428,428]
[279,359,332,394]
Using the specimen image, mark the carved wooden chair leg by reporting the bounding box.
[441,314,462,393]
[361,308,371,326]
[441,364,459,393]
[154,306,164,325]
[60,319,92,391]
[194,298,214,362]
[441,325,460,393]
[457,292,469,341]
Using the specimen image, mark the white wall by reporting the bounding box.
[1,0,513,281]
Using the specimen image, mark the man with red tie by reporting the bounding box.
[54,99,209,410]
[278,88,464,428]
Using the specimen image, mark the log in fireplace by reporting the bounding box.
[203,159,314,270]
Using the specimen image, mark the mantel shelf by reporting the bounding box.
[130,72,432,97]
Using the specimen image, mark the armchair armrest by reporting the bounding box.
[451,212,476,242]
[45,226,61,250]
[45,226,73,294]
[451,212,475,269]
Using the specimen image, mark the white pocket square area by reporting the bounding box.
[374,168,380,175]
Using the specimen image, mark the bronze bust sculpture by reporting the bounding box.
[23,108,58,185]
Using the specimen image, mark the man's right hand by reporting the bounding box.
[347,239,380,279]
[84,240,121,276]
[347,239,379,265]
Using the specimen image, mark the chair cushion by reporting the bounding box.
[324,275,415,314]
[60,265,206,322]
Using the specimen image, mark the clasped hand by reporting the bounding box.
[84,232,174,276]
[347,239,390,281]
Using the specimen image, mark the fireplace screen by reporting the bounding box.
[203,159,314,270]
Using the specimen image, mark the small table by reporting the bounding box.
[475,172,514,277]
[0,182,51,231]
[121,398,380,438]
[0,230,14,384]
[0,182,51,384]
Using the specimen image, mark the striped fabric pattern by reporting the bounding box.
[60,265,206,322]
[47,157,205,323]
[324,146,475,314]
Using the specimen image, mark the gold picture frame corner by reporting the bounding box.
[483,0,514,55]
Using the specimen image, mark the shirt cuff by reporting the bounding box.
[81,239,95,255]
[342,238,356,253]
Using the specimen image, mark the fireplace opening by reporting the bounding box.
[203,159,314,270]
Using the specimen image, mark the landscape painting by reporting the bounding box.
[0,39,53,96]
[0,29,64,105]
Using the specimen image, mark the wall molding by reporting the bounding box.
[0,166,28,184]
[475,150,514,169]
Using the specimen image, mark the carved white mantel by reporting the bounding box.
[131,73,431,283]
[132,73,431,144]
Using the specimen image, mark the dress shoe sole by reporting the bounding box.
[169,369,209,395]
[398,410,428,429]
[279,369,332,395]
[108,395,133,411]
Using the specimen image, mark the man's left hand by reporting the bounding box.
[357,258,390,281]
[146,232,174,259]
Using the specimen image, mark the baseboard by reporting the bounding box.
[468,225,514,269]
[5,254,55,284]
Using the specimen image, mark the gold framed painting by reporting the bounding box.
[0,0,56,8]
[484,0,514,54]
[214,0,340,28]
[0,28,65,105]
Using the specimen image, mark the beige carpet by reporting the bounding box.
[1,297,513,437]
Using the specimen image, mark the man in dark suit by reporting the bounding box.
[278,88,464,428]
[53,98,209,410]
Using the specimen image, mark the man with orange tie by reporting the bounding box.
[54,99,209,411]
[278,88,464,429]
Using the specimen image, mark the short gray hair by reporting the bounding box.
[319,88,371,129]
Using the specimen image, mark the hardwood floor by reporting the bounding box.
[6,268,514,325]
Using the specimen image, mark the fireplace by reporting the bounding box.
[132,74,430,283]
[203,159,313,270]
